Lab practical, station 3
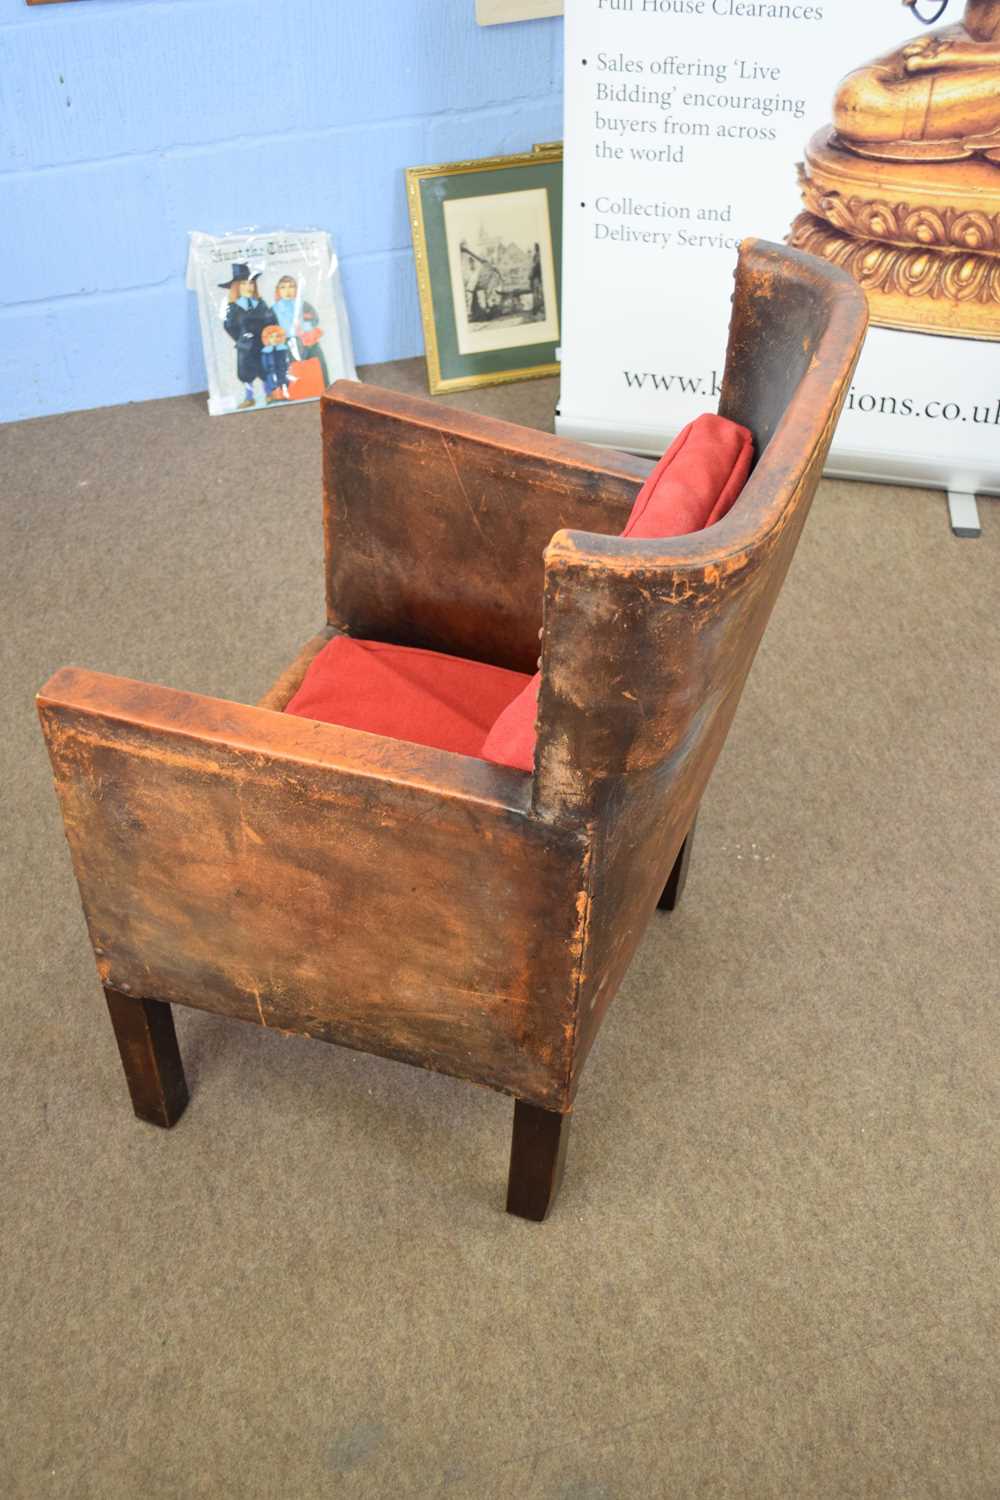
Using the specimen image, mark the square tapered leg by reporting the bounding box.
[104,986,189,1128]
[506,1099,571,1222]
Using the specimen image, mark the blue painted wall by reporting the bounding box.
[0,0,564,422]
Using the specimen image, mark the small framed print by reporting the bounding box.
[406,147,562,395]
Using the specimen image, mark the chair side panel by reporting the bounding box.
[40,702,586,1110]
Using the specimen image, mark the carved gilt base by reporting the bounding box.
[789,128,1000,341]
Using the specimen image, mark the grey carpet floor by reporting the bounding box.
[2,363,998,1500]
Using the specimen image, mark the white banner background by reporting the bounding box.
[558,0,1000,496]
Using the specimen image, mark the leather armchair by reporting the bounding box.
[38,241,867,1220]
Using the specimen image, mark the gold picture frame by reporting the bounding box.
[406,146,563,395]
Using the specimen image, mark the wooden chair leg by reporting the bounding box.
[506,1099,571,1222]
[104,986,189,1128]
[658,817,697,911]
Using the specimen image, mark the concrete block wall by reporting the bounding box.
[1,0,564,422]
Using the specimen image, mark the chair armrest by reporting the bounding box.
[38,667,531,812]
[38,666,590,1108]
[322,381,651,673]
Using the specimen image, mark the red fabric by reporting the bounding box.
[283,636,532,758]
[622,413,753,539]
[480,674,540,773]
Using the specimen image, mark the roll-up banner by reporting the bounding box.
[557,0,1000,498]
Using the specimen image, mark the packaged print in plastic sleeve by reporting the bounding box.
[187,230,356,415]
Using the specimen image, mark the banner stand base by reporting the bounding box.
[948,492,982,541]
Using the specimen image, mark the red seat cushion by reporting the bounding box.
[283,635,532,758]
[622,413,753,539]
[482,413,753,774]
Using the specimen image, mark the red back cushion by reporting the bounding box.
[622,413,753,539]
[480,413,753,774]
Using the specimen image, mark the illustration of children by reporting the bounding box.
[272,274,330,387]
[260,325,292,403]
[220,262,274,409]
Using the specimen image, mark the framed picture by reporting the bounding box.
[186,230,356,416]
[406,147,563,395]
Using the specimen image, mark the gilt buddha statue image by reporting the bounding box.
[790,0,1000,339]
